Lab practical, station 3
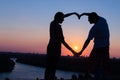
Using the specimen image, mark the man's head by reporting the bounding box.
[88,12,99,24]
[54,12,64,23]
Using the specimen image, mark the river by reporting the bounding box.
[0,62,80,80]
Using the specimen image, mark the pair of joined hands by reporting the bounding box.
[73,12,89,20]
[71,49,83,57]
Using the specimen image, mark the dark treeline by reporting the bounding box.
[0,52,120,75]
[0,52,15,72]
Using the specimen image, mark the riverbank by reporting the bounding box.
[15,53,120,74]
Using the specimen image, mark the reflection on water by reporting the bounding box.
[0,62,79,80]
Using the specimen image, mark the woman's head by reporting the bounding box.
[54,12,64,23]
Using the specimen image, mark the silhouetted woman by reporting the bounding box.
[44,12,79,80]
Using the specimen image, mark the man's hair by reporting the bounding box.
[88,12,99,21]
[54,12,64,20]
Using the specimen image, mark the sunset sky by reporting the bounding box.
[0,0,120,58]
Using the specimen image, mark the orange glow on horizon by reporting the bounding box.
[61,39,93,57]
[74,46,79,52]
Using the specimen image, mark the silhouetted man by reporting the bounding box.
[78,12,110,80]
[44,12,79,80]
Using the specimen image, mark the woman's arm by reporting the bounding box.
[62,40,77,55]
[64,12,80,19]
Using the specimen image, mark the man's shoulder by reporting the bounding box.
[99,16,107,22]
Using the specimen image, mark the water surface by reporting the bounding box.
[0,62,79,80]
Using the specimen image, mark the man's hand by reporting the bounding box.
[73,12,80,19]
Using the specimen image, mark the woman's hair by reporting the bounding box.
[54,12,64,20]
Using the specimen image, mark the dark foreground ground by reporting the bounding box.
[1,52,120,80]
[3,75,120,80]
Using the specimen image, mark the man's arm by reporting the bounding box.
[80,13,90,16]
[78,13,90,20]
[78,39,91,55]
